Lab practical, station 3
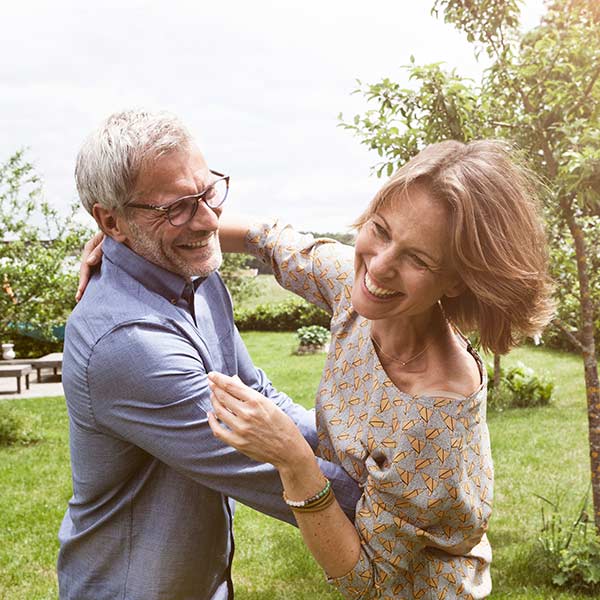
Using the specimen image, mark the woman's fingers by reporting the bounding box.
[207,410,248,451]
[207,371,263,404]
[76,231,105,301]
[208,378,248,417]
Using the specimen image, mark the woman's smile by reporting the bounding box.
[363,271,403,301]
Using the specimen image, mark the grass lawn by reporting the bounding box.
[0,336,592,599]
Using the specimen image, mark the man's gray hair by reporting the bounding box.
[75,110,193,214]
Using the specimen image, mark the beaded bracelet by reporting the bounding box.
[290,487,335,513]
[283,478,331,508]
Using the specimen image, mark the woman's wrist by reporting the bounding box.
[277,447,326,503]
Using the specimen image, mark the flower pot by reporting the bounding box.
[2,343,16,360]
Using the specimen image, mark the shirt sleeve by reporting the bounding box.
[86,319,361,525]
[245,221,354,315]
[327,392,493,597]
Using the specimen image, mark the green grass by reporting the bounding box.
[0,338,593,599]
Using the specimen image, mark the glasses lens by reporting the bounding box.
[204,178,228,208]
[168,196,197,226]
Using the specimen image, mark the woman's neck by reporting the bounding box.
[369,304,447,359]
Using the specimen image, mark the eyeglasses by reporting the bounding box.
[126,170,229,227]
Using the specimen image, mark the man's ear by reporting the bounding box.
[92,204,128,243]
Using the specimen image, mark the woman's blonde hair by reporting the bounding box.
[354,140,555,355]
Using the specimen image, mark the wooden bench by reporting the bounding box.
[0,365,33,394]
[31,352,63,382]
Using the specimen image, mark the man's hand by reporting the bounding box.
[76,231,105,301]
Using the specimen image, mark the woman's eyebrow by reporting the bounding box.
[377,213,441,264]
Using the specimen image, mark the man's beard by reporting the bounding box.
[127,221,223,279]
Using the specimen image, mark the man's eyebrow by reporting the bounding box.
[377,213,442,265]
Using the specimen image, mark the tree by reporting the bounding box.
[0,151,92,347]
[219,253,259,305]
[341,0,600,532]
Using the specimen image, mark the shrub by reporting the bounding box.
[296,325,329,348]
[234,298,330,331]
[9,332,63,359]
[487,360,554,410]
[536,489,600,594]
[0,405,41,446]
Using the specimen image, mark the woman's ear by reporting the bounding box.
[444,277,466,299]
[92,204,128,243]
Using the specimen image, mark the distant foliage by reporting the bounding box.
[0,150,92,345]
[544,215,600,352]
[10,332,63,359]
[487,361,554,410]
[234,298,330,332]
[219,253,259,305]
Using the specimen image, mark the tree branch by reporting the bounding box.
[567,63,600,119]
[551,317,583,351]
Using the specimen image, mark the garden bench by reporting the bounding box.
[31,352,63,381]
[0,364,32,394]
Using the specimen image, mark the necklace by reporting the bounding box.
[370,335,435,367]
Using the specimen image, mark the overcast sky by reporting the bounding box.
[1,0,545,232]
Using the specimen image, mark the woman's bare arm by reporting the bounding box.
[217,213,258,253]
[207,371,361,578]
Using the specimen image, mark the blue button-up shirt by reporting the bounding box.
[58,236,360,600]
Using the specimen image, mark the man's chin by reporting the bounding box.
[189,252,223,279]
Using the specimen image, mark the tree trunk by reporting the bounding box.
[493,354,501,389]
[561,196,600,534]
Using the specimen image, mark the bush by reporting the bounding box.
[536,490,600,594]
[487,360,554,410]
[9,332,63,359]
[296,325,329,348]
[0,405,41,446]
[234,298,330,331]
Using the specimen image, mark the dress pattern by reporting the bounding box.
[246,222,493,599]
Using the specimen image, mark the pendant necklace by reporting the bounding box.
[371,335,435,367]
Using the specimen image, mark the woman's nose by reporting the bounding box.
[368,249,398,282]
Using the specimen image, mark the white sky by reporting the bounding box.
[1,0,545,232]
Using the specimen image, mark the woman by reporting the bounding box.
[206,140,555,599]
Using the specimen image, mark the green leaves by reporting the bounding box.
[339,63,485,178]
[0,151,93,344]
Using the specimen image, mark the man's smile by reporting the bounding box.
[177,233,215,249]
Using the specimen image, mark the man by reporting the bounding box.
[58,110,360,600]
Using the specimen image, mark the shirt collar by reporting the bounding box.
[103,235,193,301]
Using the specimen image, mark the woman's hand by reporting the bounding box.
[207,372,314,469]
[76,231,105,301]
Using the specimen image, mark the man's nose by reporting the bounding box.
[188,200,220,231]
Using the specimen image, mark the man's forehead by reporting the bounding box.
[134,146,209,197]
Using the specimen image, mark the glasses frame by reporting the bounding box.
[126,170,229,227]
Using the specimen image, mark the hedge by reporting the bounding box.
[234,298,330,331]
